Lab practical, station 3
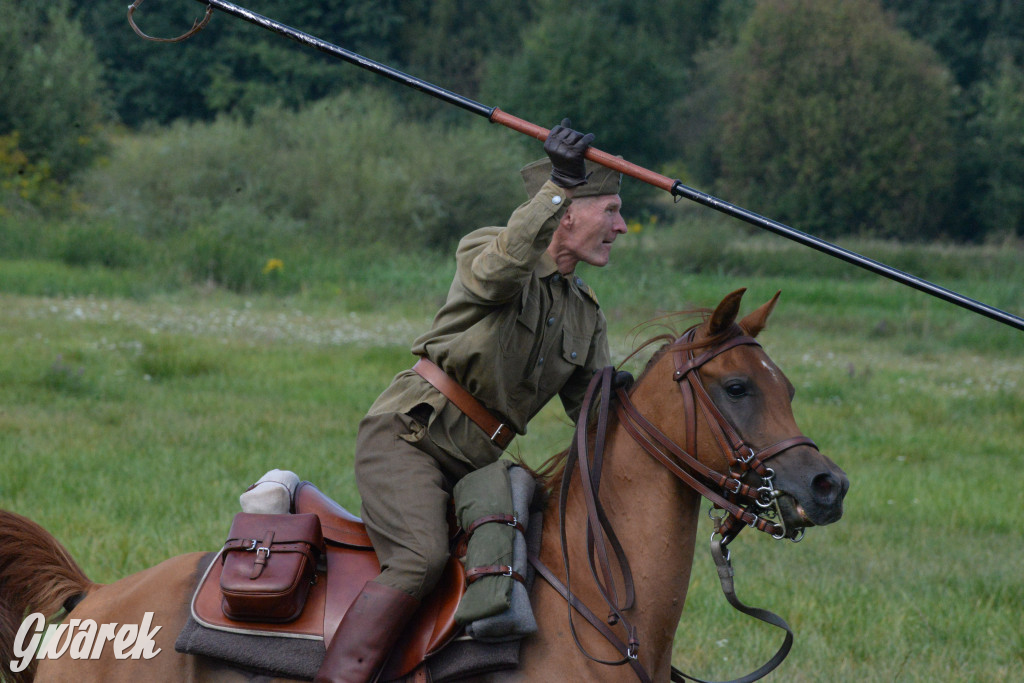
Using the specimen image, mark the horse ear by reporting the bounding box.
[739,290,781,338]
[708,288,746,335]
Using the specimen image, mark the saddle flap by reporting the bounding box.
[190,546,465,680]
[293,481,374,549]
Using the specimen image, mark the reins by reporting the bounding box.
[530,326,818,682]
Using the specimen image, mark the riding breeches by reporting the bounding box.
[353,410,465,601]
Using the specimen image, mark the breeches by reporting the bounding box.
[354,410,463,601]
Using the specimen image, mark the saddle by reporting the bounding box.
[188,481,465,681]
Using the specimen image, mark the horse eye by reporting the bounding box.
[725,382,748,398]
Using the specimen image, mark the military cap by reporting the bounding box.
[520,158,622,199]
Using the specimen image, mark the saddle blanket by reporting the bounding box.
[174,554,520,681]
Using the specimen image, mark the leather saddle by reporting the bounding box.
[190,481,465,681]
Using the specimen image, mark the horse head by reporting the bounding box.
[627,288,848,541]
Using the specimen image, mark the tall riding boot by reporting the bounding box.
[314,580,419,683]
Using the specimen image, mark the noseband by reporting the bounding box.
[530,325,818,683]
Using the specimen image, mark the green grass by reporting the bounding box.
[1,232,1023,681]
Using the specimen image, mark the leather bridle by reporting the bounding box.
[529,325,820,683]
[620,326,817,545]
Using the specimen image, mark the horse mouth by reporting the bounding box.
[792,502,814,527]
[776,492,843,531]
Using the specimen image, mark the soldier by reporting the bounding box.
[316,120,628,683]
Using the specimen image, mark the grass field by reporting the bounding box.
[1,223,1022,681]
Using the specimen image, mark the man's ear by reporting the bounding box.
[559,208,574,231]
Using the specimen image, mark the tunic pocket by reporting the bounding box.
[499,289,541,372]
[561,331,588,368]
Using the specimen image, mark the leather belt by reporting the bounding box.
[412,358,515,450]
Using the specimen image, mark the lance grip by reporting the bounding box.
[489,109,679,193]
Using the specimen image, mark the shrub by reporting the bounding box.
[58,218,149,270]
[76,90,533,252]
[681,0,956,241]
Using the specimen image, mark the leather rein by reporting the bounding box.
[529,326,818,683]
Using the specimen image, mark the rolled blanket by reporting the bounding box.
[465,464,538,641]
[239,469,300,514]
[454,461,516,625]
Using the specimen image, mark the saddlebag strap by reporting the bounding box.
[465,513,526,537]
[464,565,526,586]
[413,357,514,449]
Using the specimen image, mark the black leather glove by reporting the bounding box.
[544,118,594,188]
[612,370,635,392]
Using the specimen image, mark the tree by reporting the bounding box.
[0,0,111,181]
[479,0,720,171]
[971,59,1024,236]
[683,0,956,240]
[880,0,1024,240]
[402,0,533,100]
[73,0,417,125]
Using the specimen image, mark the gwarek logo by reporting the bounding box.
[10,612,162,672]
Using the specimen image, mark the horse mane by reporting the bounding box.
[515,308,742,495]
[0,510,97,683]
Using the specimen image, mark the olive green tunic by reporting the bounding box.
[356,178,611,598]
[366,178,610,470]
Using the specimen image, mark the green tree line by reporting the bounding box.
[1,0,1022,242]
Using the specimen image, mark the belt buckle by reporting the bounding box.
[490,423,511,448]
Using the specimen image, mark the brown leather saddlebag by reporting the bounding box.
[219,512,323,623]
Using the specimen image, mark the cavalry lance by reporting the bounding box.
[130,0,1024,333]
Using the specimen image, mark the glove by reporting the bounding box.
[544,118,594,188]
[612,370,635,392]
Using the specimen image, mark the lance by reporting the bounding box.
[132,0,1024,332]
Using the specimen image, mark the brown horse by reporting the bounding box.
[1,289,848,682]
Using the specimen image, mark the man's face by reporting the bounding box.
[562,194,627,268]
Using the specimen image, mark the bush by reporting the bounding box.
[76,90,534,250]
[170,204,304,294]
[58,218,149,270]
[681,0,957,241]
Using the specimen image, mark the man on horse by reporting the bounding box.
[315,120,628,683]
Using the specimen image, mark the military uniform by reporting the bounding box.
[355,176,612,600]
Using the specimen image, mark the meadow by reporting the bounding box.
[1,216,1022,681]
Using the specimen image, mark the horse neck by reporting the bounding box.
[539,388,705,675]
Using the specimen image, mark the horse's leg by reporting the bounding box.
[34,552,292,682]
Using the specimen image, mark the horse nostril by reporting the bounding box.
[812,473,837,504]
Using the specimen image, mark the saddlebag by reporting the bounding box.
[219,512,323,622]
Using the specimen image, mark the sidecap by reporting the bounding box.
[520,158,622,199]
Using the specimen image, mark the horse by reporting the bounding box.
[1,288,848,682]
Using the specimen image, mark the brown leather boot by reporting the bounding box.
[314,580,419,683]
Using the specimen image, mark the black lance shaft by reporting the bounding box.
[190,0,1023,332]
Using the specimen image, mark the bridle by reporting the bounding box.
[621,326,817,545]
[529,325,820,683]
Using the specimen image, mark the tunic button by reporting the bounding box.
[552,196,562,205]
[575,277,583,287]
[538,357,544,365]
[547,317,555,326]
[551,274,560,283]
[570,351,578,359]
